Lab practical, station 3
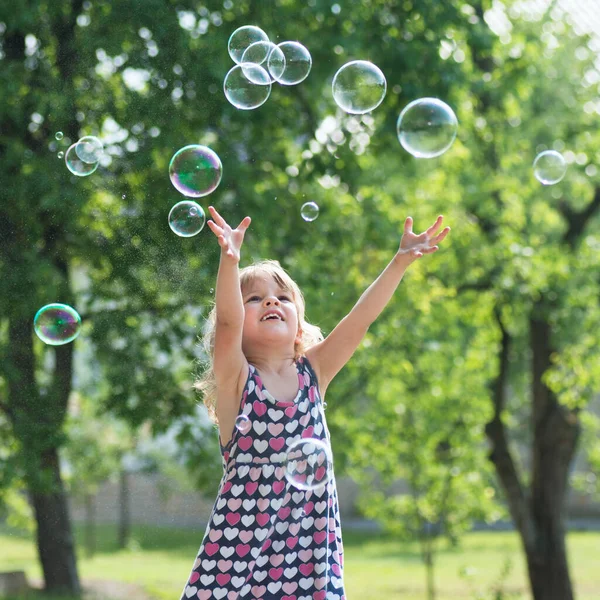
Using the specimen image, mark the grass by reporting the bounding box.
[1,523,600,599]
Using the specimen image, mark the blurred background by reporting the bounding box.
[1,0,600,599]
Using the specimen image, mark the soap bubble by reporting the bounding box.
[57,151,64,159]
[75,136,104,164]
[235,414,252,434]
[228,25,269,64]
[533,150,567,185]
[241,41,285,84]
[169,145,223,197]
[34,303,82,345]
[168,201,206,237]
[224,64,271,110]
[301,202,319,222]
[65,143,99,176]
[284,438,333,491]
[55,131,64,141]
[267,41,312,85]
[332,60,387,114]
[397,98,458,158]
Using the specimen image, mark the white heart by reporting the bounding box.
[231,484,244,497]
[285,552,297,564]
[224,527,239,541]
[285,421,299,433]
[214,588,227,599]
[268,582,283,593]
[232,576,245,588]
[257,555,269,567]
[254,570,268,582]
[200,574,214,585]
[254,440,268,454]
[202,560,216,570]
[243,499,256,511]
[276,522,288,534]
[268,408,284,422]
[220,546,234,558]
[301,517,314,529]
[242,514,255,527]
[213,514,225,525]
[217,498,226,510]
[233,561,247,573]
[299,536,312,548]
[237,465,250,478]
[314,548,326,559]
[273,540,285,552]
[255,528,268,542]
[262,465,275,478]
[253,421,267,435]
[184,586,197,598]
[299,577,314,590]
[284,567,298,579]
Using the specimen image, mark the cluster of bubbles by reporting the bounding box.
[57,134,105,177]
[235,415,332,492]
[34,303,82,345]
[167,144,223,237]
[224,25,312,110]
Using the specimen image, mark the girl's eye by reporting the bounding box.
[247,296,260,302]
[279,296,291,301]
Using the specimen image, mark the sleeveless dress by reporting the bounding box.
[180,356,346,600]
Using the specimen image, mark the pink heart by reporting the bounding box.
[278,506,291,519]
[273,480,285,494]
[251,585,266,598]
[205,542,220,556]
[240,530,253,543]
[268,422,284,436]
[245,482,258,495]
[284,406,297,418]
[314,517,326,530]
[299,563,313,576]
[253,401,267,416]
[289,522,300,536]
[222,481,232,494]
[261,539,272,552]
[268,567,283,580]
[303,501,314,515]
[217,559,232,572]
[313,531,326,544]
[283,582,298,594]
[250,467,262,481]
[189,572,199,584]
[332,563,342,576]
[226,513,241,526]
[314,589,326,600]
[282,596,297,600]
[300,414,310,426]
[227,498,242,511]
[228,593,237,600]
[197,591,212,600]
[256,512,270,527]
[236,543,250,557]
[301,426,314,439]
[328,532,335,543]
[258,499,270,511]
[209,530,223,542]
[238,437,253,451]
[285,536,298,549]
[270,554,284,567]
[309,386,316,402]
[315,466,326,483]
[298,549,312,562]
[269,437,285,451]
[216,573,231,586]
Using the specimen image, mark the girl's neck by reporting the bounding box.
[246,353,297,376]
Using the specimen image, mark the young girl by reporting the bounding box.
[180,205,450,600]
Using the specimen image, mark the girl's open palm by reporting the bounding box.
[399,215,450,260]
[207,205,251,263]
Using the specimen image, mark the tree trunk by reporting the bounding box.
[29,447,81,596]
[84,493,96,558]
[118,469,131,549]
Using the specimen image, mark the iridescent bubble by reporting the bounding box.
[301,201,319,222]
[284,438,333,491]
[57,151,64,159]
[533,150,567,185]
[34,303,82,346]
[224,64,271,110]
[235,414,252,434]
[75,136,104,164]
[65,143,99,176]
[332,60,387,114]
[169,145,223,197]
[241,41,285,84]
[55,131,64,141]
[228,25,269,64]
[397,98,458,158]
[267,41,312,85]
[168,200,206,237]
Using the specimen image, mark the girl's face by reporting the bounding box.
[241,275,302,352]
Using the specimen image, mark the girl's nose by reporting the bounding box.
[264,297,280,306]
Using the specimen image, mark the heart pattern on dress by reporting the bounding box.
[179,358,345,600]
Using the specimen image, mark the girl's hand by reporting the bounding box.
[206,205,251,263]
[397,215,450,262]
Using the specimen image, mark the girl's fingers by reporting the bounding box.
[404,216,414,235]
[237,216,251,231]
[426,215,444,237]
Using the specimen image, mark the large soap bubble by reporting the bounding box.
[241,41,285,84]
[332,60,387,114]
[75,136,104,164]
[169,145,223,197]
[224,64,271,109]
[34,303,82,345]
[65,143,99,176]
[267,41,312,85]
[533,150,567,185]
[228,26,269,64]
[284,438,333,491]
[397,97,458,158]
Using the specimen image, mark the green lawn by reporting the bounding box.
[1,524,599,599]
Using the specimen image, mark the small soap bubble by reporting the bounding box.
[235,414,252,434]
[533,150,567,185]
[65,143,99,176]
[228,25,269,64]
[169,145,223,197]
[55,131,64,141]
[75,135,104,164]
[224,64,271,109]
[57,151,64,159]
[34,303,82,345]
[267,41,312,85]
[301,201,319,222]
[122,194,126,199]
[168,200,206,237]
[332,60,387,114]
[284,438,333,491]
[397,98,458,158]
[241,41,284,84]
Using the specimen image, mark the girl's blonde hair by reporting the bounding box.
[194,259,324,425]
